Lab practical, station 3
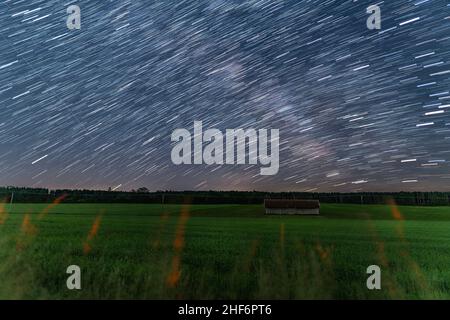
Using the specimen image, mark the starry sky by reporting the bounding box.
[0,0,449,192]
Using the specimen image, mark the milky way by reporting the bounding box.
[0,0,449,192]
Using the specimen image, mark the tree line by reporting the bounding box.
[0,186,449,206]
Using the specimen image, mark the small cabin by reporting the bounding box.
[264,199,320,215]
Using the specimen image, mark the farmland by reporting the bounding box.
[0,203,449,299]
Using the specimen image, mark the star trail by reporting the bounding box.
[0,0,449,192]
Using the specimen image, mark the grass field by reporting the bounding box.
[0,202,449,299]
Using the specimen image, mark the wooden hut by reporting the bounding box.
[264,199,320,215]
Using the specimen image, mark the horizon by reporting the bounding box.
[1,184,449,194]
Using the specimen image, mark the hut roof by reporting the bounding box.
[264,199,320,209]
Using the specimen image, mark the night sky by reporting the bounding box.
[1,0,449,192]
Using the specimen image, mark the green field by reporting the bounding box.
[0,203,449,299]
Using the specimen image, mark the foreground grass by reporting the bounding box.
[0,203,449,299]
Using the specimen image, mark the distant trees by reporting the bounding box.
[0,186,448,206]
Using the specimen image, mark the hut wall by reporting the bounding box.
[265,208,319,215]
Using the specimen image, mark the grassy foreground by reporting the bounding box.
[0,203,449,299]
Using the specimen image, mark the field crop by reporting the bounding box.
[0,203,449,299]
